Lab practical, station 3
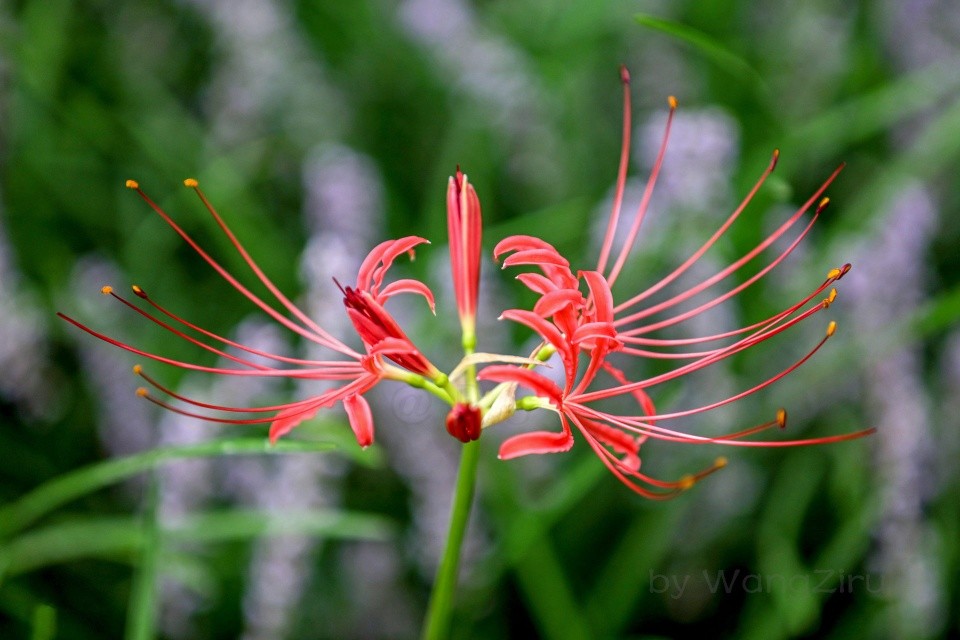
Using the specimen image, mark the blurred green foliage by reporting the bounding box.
[1,0,959,638]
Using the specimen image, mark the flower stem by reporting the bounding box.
[421,439,481,640]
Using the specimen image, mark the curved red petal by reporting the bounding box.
[344,394,374,448]
[572,321,618,342]
[516,273,558,296]
[502,248,570,269]
[493,235,559,260]
[379,278,436,314]
[533,289,584,317]
[499,309,572,361]
[477,365,564,403]
[498,414,574,459]
[357,236,429,291]
[580,270,615,323]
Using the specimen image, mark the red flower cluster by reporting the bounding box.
[61,68,873,498]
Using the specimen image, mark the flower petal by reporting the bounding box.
[493,235,559,261]
[356,236,429,292]
[572,321,621,350]
[500,309,569,357]
[498,414,574,459]
[477,365,564,404]
[516,272,558,296]
[580,416,641,471]
[502,248,569,269]
[344,394,374,448]
[533,289,584,317]
[580,270,615,323]
[379,278,436,314]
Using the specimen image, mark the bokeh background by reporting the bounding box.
[2,0,959,638]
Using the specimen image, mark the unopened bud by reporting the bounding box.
[445,403,482,443]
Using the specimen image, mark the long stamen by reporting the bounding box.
[136,387,325,425]
[596,65,633,275]
[130,284,353,367]
[135,372,375,425]
[597,409,876,447]
[57,312,362,379]
[616,196,831,333]
[619,291,831,360]
[572,413,728,498]
[575,400,875,448]
[606,95,678,287]
[134,365,324,413]
[578,305,832,403]
[184,179,356,355]
[574,421,674,499]
[103,287,271,371]
[614,148,781,314]
[125,180,357,356]
[615,325,833,416]
[621,276,838,347]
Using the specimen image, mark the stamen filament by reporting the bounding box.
[127,182,358,356]
[615,186,836,330]
[596,65,633,275]
[58,312,362,379]
[606,95,678,287]
[131,285,354,367]
[186,180,356,355]
[613,149,781,313]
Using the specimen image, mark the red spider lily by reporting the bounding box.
[447,167,483,346]
[482,67,874,499]
[58,178,447,448]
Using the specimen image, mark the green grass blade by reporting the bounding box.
[784,57,960,160]
[634,13,769,96]
[125,473,160,640]
[164,509,396,544]
[585,505,687,636]
[516,539,592,640]
[30,603,57,640]
[0,438,338,539]
[1,509,395,577]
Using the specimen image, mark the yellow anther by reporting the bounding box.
[678,474,696,490]
[714,456,728,469]
[136,387,149,397]
[826,320,838,337]
[100,285,113,295]
[827,267,841,280]
[131,284,147,298]
[822,287,838,308]
[817,197,830,211]
[668,95,678,109]
[133,364,143,375]
[184,178,199,188]
[776,408,787,429]
[125,179,139,189]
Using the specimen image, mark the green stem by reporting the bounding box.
[421,439,481,640]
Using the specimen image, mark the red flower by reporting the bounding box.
[482,67,873,498]
[59,179,442,448]
[60,72,873,498]
[447,167,483,346]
